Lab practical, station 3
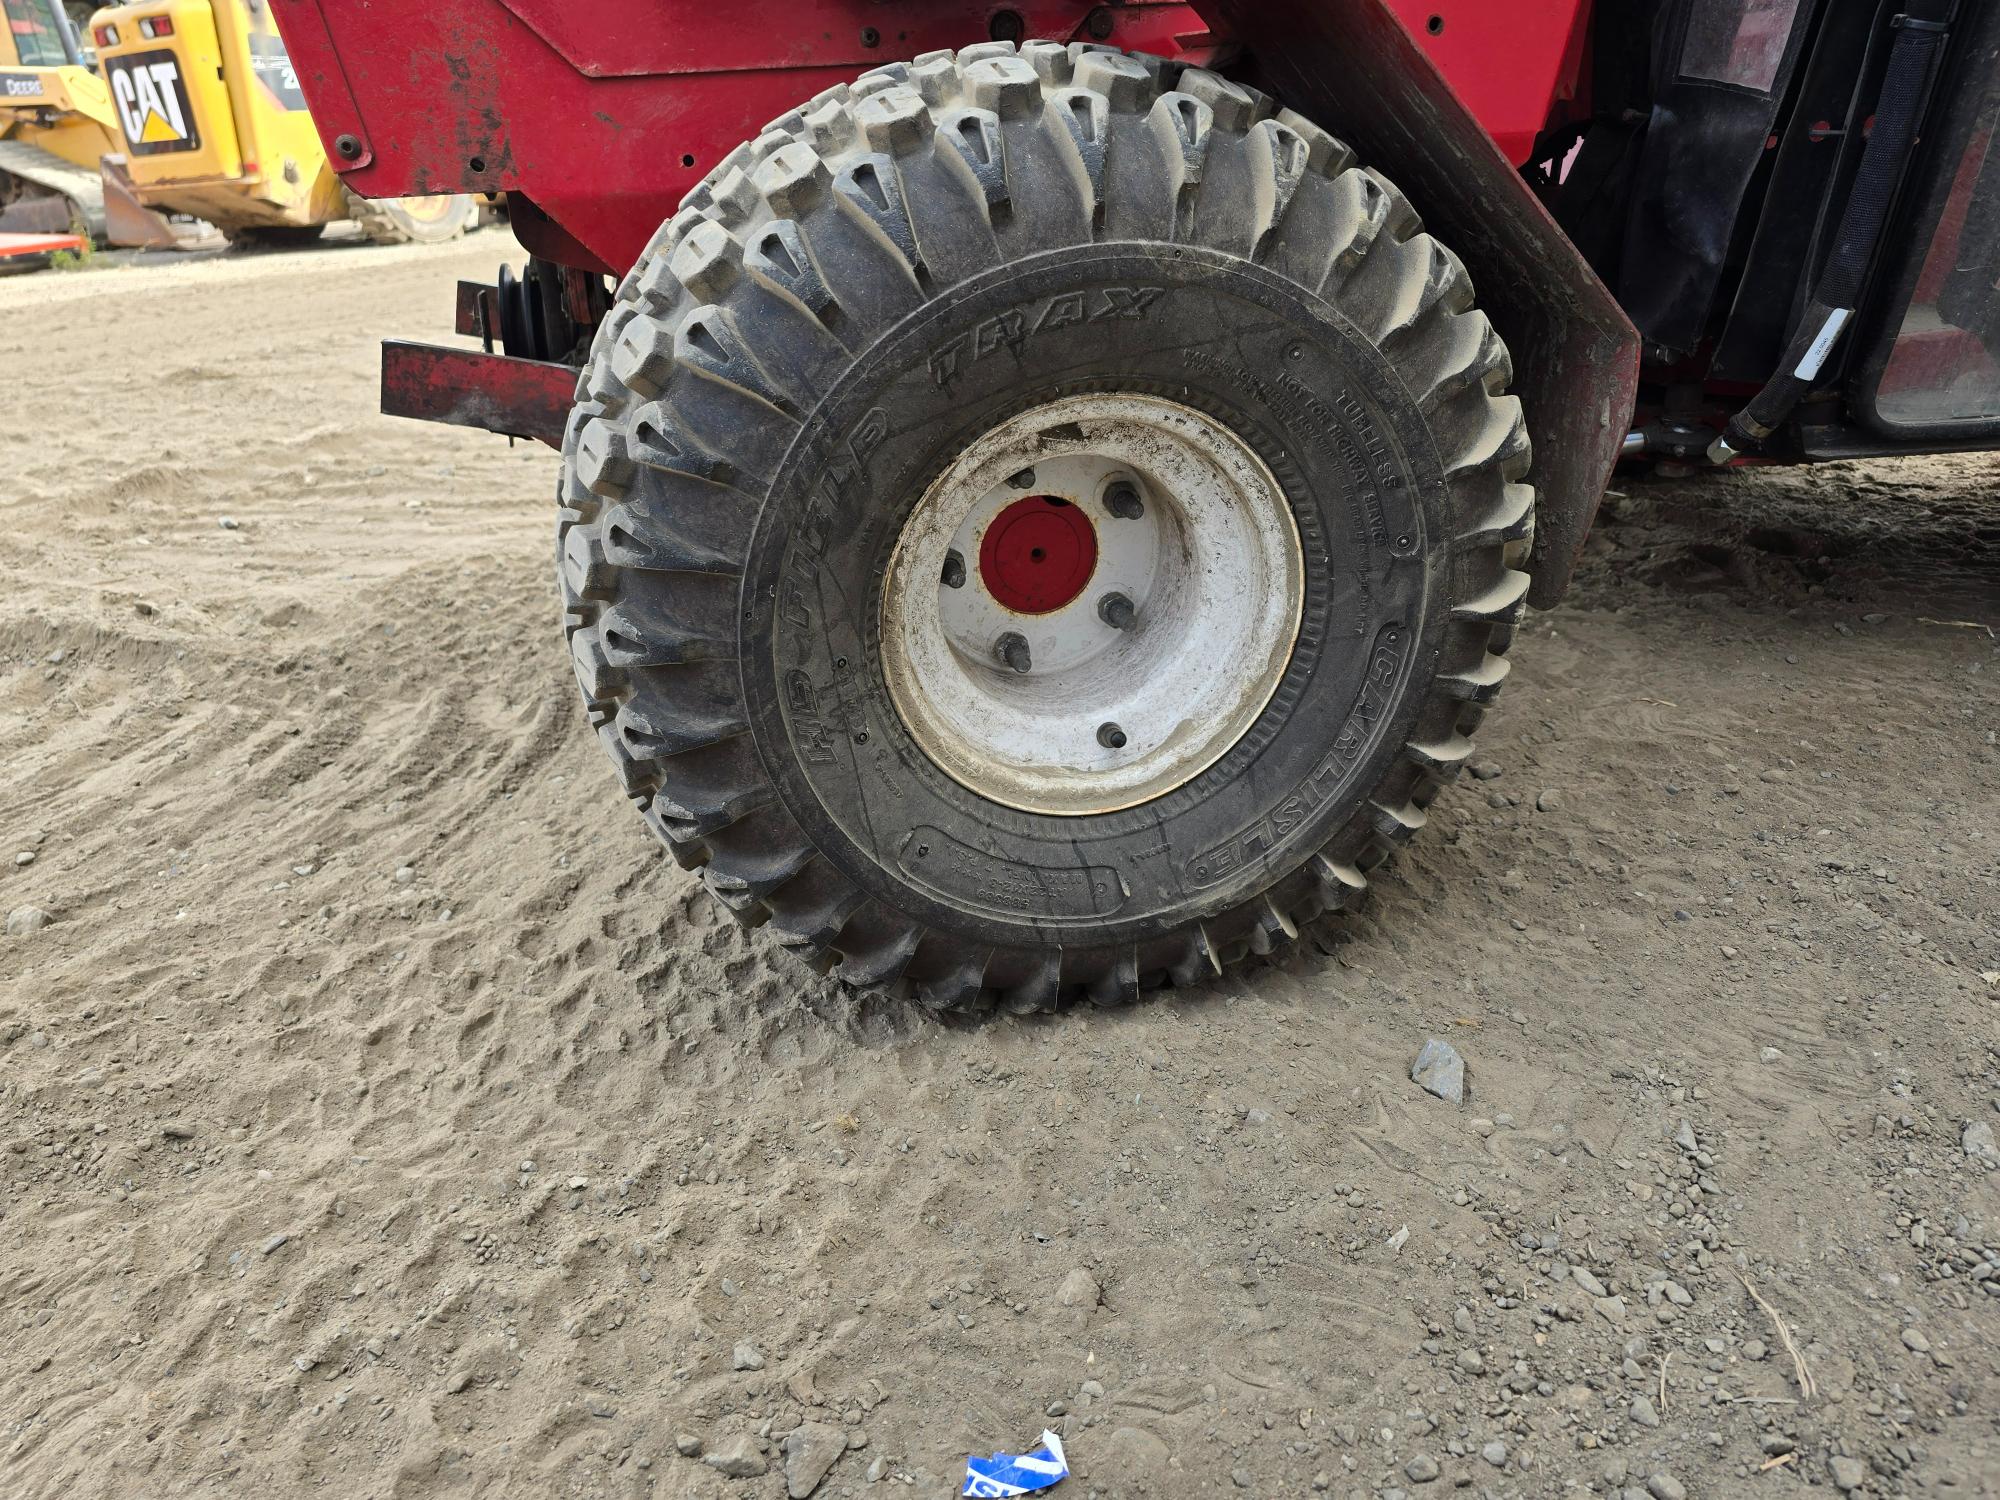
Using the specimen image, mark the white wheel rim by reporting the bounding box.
[880,393,1305,816]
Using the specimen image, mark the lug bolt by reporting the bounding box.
[993,632,1032,674]
[941,550,966,589]
[1007,467,1037,490]
[1102,479,1144,520]
[1097,591,1136,631]
[1097,722,1127,749]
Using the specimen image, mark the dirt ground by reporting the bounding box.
[2,239,1997,1500]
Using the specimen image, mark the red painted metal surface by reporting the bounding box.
[274,0,1587,277]
[980,497,1100,614]
[381,340,577,446]
[1381,1,1590,166]
[274,0,1205,273]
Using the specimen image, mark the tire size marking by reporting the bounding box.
[927,286,1164,390]
[1184,632,1405,888]
[1183,349,1402,550]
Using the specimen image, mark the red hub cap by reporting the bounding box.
[977,496,1098,614]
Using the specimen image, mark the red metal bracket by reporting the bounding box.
[381,341,576,447]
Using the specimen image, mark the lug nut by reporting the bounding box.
[1097,591,1136,631]
[993,631,1032,674]
[941,549,966,589]
[1007,467,1037,490]
[1102,479,1144,520]
[1097,722,1127,749]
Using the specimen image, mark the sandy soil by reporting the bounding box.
[2,239,1997,1500]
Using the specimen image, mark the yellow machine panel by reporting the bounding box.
[89,0,343,229]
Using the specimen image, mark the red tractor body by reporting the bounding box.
[262,0,2000,1010]
[278,0,1592,272]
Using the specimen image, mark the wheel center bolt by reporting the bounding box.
[993,631,1032,674]
[1097,722,1127,749]
[941,549,966,589]
[1097,591,1136,631]
[1103,479,1145,520]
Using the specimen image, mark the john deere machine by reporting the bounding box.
[83,0,478,245]
[0,0,167,250]
[274,0,1998,1012]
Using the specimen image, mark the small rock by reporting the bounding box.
[1648,1475,1686,1500]
[1385,1224,1409,1253]
[1470,762,1502,780]
[1900,1327,1930,1353]
[1743,1338,1768,1361]
[1759,767,1787,783]
[1405,1454,1441,1484]
[703,1434,768,1479]
[1759,1046,1782,1064]
[261,1233,289,1255]
[1571,1266,1608,1298]
[13,851,34,867]
[732,1342,766,1371]
[218,516,240,530]
[865,1455,888,1483]
[6,906,51,937]
[1829,1455,1867,1492]
[160,1122,196,1140]
[567,1176,589,1190]
[393,865,416,883]
[1963,1120,1999,1164]
[782,1421,847,1498]
[1672,1120,1698,1154]
[1480,1441,1507,1468]
[444,1370,471,1394]
[1410,1038,1465,1104]
[674,1434,702,1457]
[1535,789,1563,812]
[1628,1394,1660,1428]
[1056,1267,1101,1308]
[1456,1348,1484,1375]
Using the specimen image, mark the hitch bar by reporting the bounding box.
[380,340,577,448]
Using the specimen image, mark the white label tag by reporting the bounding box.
[1794,307,1853,381]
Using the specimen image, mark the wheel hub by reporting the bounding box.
[978,495,1097,614]
[881,393,1305,816]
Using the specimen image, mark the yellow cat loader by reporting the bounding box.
[85,0,477,246]
[0,0,171,254]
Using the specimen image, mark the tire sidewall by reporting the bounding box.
[742,243,1450,950]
